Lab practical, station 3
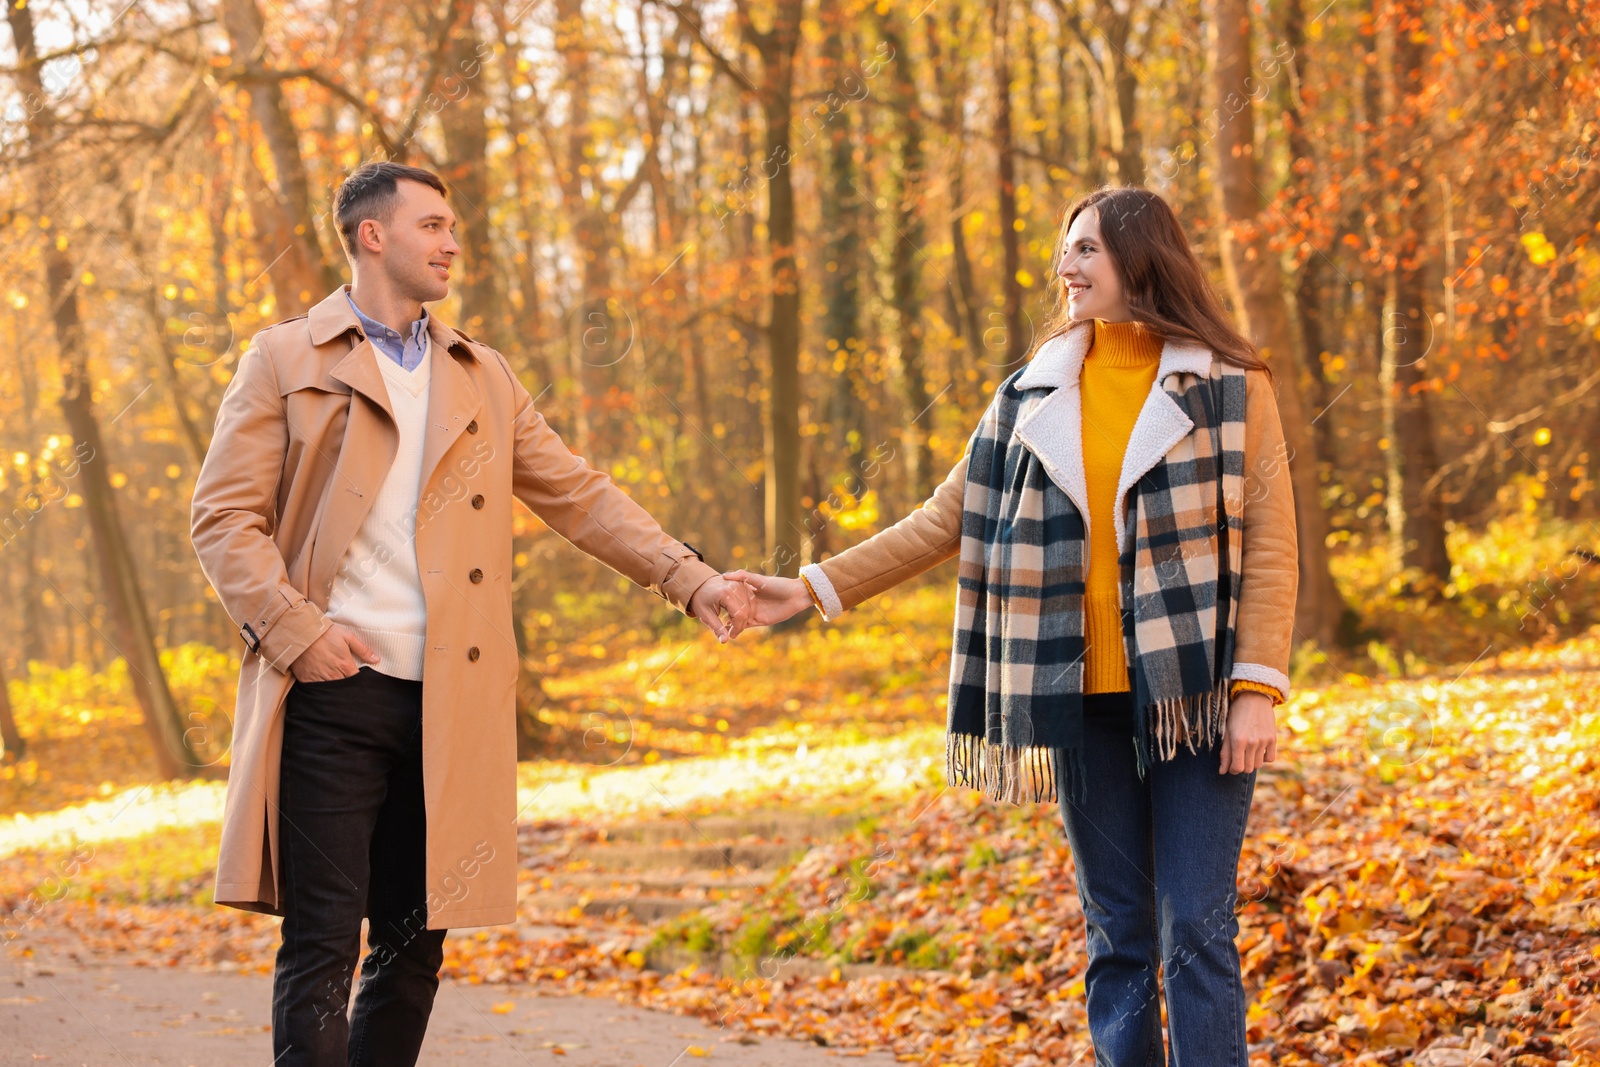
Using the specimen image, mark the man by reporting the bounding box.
[190,160,752,1066]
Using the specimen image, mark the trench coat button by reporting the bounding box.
[468,646,480,661]
[466,419,478,434]
[471,493,484,509]
[469,568,484,583]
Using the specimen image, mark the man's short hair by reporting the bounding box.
[333,161,448,260]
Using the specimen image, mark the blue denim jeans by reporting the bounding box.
[1055,690,1257,1066]
[272,666,446,1067]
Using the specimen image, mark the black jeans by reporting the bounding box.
[271,666,446,1067]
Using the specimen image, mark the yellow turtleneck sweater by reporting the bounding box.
[1081,318,1164,694]
[1076,317,1282,705]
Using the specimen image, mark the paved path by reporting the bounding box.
[2,938,899,1066]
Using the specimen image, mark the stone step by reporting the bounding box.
[592,812,860,847]
[552,869,777,891]
[531,894,707,922]
[567,841,806,872]
[644,943,914,983]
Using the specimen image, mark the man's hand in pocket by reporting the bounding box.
[290,624,380,682]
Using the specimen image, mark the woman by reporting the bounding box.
[727,185,1298,1065]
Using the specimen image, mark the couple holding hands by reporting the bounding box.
[191,160,1296,1066]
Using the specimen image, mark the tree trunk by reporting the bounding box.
[1101,2,1144,185]
[0,659,23,761]
[881,10,934,500]
[6,2,208,779]
[1208,0,1346,650]
[992,0,1027,370]
[1283,0,1341,539]
[549,0,625,459]
[820,0,868,500]
[492,1,555,394]
[1384,0,1452,586]
[116,190,211,467]
[441,1,506,352]
[219,0,335,313]
[925,11,985,402]
[752,6,805,575]
[16,326,47,666]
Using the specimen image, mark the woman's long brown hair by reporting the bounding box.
[1029,185,1273,378]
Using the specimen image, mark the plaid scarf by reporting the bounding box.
[945,321,1249,807]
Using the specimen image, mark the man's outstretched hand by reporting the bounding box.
[687,574,756,643]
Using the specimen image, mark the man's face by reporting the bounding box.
[361,179,460,303]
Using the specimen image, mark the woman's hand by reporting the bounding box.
[1219,690,1277,774]
[720,570,816,627]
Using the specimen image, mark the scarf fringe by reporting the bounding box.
[950,678,1233,805]
[1148,676,1233,762]
[946,732,1089,808]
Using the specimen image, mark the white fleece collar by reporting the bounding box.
[1015,318,1213,389]
[1012,319,1215,553]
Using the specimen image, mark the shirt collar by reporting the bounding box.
[344,290,429,346]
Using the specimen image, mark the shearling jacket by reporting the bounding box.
[800,320,1300,702]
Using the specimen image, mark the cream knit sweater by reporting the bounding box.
[325,337,432,680]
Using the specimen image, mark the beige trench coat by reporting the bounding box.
[191,285,718,929]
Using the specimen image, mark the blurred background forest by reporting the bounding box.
[1,0,1598,780]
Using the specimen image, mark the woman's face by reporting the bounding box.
[1056,206,1132,322]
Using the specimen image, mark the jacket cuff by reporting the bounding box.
[251,591,331,673]
[798,563,843,620]
[1230,662,1291,703]
[1230,678,1284,705]
[656,544,720,615]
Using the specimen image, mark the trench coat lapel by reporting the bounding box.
[419,319,483,495]
[328,337,395,423]
[1013,319,1214,550]
[303,286,406,600]
[308,339,398,603]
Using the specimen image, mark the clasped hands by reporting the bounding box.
[685,571,817,643]
[690,572,1276,777]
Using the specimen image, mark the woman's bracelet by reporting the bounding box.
[799,573,826,614]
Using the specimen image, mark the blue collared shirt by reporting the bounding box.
[346,291,430,372]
